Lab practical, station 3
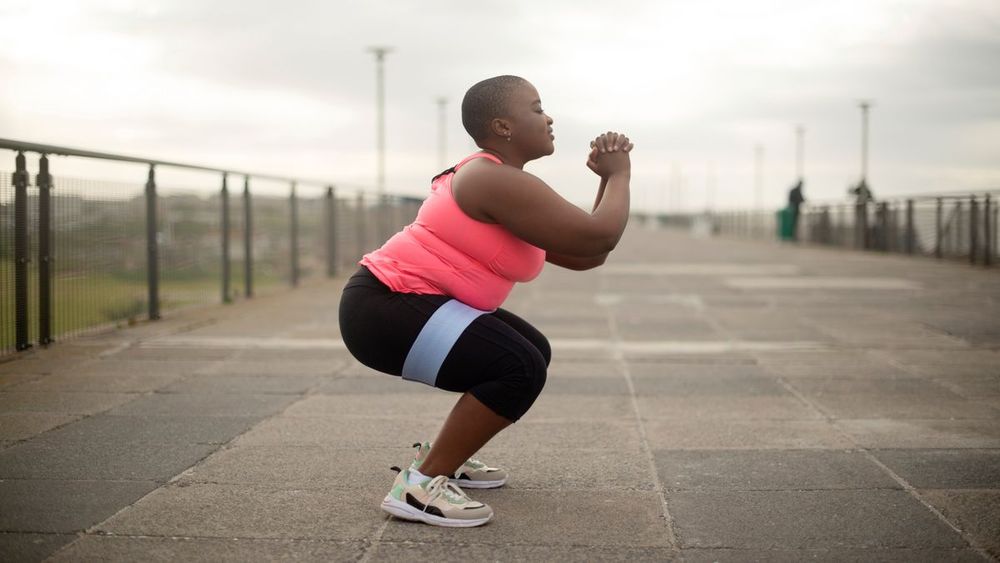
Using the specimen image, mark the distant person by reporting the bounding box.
[788,180,805,241]
[338,75,633,527]
[849,179,874,204]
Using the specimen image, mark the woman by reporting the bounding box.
[339,75,632,527]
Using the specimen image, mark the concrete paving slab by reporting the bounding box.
[98,483,383,540]
[234,416,441,447]
[197,359,346,377]
[0,413,78,442]
[757,360,910,379]
[627,362,768,378]
[49,536,366,563]
[929,375,1000,400]
[631,373,789,396]
[69,359,219,377]
[0,439,217,481]
[0,373,43,389]
[654,449,898,491]
[371,542,680,562]
[284,393,458,419]
[161,374,324,395]
[380,489,672,547]
[0,357,91,375]
[882,349,1000,370]
[535,321,613,339]
[921,490,1000,559]
[785,378,999,420]
[667,489,967,549]
[645,419,854,450]
[873,450,1000,489]
[9,372,182,393]
[0,479,157,533]
[177,445,407,491]
[0,391,138,415]
[547,360,624,377]
[315,375,439,395]
[113,347,240,361]
[542,375,631,395]
[478,446,654,490]
[836,419,1000,449]
[485,420,643,451]
[676,548,987,562]
[518,394,634,421]
[637,395,821,420]
[108,391,296,417]
[21,413,260,446]
[0,532,77,562]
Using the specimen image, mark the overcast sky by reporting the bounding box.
[2,0,998,210]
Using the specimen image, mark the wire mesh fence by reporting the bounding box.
[1,140,419,356]
[711,193,998,266]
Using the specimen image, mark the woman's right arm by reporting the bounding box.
[453,134,632,257]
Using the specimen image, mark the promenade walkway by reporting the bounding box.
[1,226,998,562]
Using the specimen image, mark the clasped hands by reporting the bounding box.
[586,131,633,178]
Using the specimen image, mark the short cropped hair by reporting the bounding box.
[461,75,529,142]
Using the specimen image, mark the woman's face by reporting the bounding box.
[505,82,555,158]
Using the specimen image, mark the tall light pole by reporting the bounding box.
[858,100,872,185]
[436,97,448,170]
[795,125,805,182]
[367,46,393,196]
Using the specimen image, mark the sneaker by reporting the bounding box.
[381,466,493,527]
[411,441,508,489]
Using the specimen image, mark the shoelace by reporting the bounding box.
[424,475,470,506]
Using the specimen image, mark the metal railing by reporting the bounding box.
[711,191,998,267]
[0,138,421,355]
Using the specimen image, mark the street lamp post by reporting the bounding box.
[367,46,392,241]
[367,46,392,196]
[858,100,872,186]
[436,97,448,170]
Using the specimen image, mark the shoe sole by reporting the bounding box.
[381,496,492,528]
[451,477,507,489]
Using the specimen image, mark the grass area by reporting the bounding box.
[0,269,286,351]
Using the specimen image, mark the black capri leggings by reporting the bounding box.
[338,267,550,422]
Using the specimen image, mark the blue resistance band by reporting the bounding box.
[402,299,488,387]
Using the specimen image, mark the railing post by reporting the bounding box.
[855,201,868,250]
[325,186,337,277]
[905,199,914,255]
[13,152,31,351]
[243,176,253,298]
[984,195,992,267]
[877,202,888,251]
[955,200,964,258]
[145,164,160,320]
[935,197,943,259]
[356,192,366,261]
[290,181,299,287]
[221,173,231,303]
[969,196,978,265]
[36,155,53,345]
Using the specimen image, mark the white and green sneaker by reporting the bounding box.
[381,466,493,527]
[411,441,509,489]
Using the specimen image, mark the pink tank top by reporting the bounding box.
[360,153,545,311]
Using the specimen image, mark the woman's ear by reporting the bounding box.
[489,117,511,139]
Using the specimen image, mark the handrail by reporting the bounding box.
[0,137,370,192]
[800,189,1000,208]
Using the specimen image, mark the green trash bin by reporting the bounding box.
[777,207,795,240]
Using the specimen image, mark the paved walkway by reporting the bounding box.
[1,226,998,562]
